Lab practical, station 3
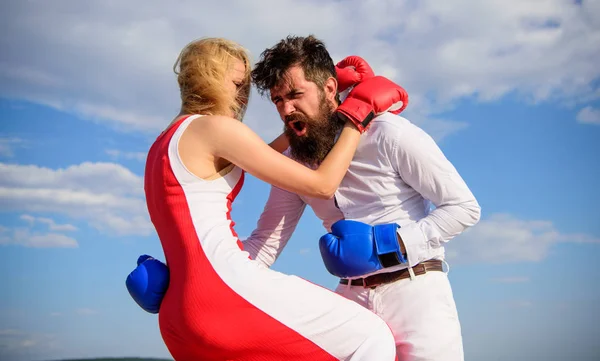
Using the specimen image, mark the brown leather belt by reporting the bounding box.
[339,260,444,289]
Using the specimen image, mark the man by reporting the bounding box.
[241,35,481,361]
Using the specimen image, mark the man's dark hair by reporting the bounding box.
[251,35,337,97]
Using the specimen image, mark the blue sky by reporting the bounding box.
[1,1,600,360]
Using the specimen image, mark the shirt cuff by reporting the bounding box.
[396,223,429,268]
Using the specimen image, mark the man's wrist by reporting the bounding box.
[396,232,408,260]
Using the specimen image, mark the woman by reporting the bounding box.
[145,37,397,361]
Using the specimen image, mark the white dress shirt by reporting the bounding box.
[243,113,481,279]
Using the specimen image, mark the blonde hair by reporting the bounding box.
[173,37,251,120]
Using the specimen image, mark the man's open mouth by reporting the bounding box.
[288,119,307,137]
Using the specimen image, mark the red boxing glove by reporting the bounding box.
[335,76,409,133]
[335,56,375,93]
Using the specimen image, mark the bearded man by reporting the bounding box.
[242,35,481,361]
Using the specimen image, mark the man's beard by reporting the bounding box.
[284,98,344,167]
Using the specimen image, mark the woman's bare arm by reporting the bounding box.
[196,115,359,199]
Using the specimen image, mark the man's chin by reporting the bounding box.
[287,133,307,143]
[288,137,331,167]
[289,151,323,167]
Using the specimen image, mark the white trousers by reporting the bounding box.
[334,270,464,361]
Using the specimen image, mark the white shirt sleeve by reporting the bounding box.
[389,122,482,267]
[242,184,307,268]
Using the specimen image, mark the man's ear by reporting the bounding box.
[324,76,338,102]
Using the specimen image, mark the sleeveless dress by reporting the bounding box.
[144,114,395,361]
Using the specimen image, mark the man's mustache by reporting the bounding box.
[284,113,306,123]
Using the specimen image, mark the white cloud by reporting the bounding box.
[0,162,152,236]
[576,106,600,125]
[299,248,311,255]
[1,0,598,140]
[0,329,60,361]
[105,149,147,162]
[5,229,78,248]
[0,162,143,197]
[0,138,25,157]
[75,308,98,316]
[19,214,78,232]
[446,213,600,265]
[0,215,79,248]
[0,228,78,248]
[0,329,22,336]
[406,113,470,142]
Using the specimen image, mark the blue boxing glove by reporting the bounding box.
[125,254,170,314]
[319,220,407,278]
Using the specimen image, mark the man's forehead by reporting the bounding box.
[270,66,307,96]
[271,77,297,95]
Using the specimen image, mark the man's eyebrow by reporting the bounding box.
[270,88,301,103]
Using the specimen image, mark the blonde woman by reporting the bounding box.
[142,37,402,360]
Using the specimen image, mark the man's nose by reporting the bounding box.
[281,100,295,117]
